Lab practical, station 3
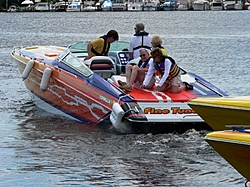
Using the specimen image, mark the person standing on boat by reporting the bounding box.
[118,49,155,92]
[129,23,152,60]
[84,30,119,60]
[141,48,193,93]
[151,35,168,56]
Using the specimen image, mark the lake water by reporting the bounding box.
[1,10,250,186]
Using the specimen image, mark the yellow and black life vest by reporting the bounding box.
[154,56,180,80]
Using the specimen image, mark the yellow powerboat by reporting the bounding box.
[205,128,250,181]
[188,96,250,131]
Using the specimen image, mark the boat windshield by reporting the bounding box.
[68,41,129,53]
[58,49,93,77]
[68,41,88,53]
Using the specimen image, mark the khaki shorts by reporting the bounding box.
[171,74,181,86]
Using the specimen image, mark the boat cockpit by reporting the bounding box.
[68,41,131,75]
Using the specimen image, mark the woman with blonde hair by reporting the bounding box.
[151,36,167,56]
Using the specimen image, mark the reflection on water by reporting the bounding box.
[1,11,250,186]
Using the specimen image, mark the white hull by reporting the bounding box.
[193,3,204,10]
[128,3,143,11]
[178,3,189,10]
[143,2,156,11]
[234,3,242,10]
[193,1,210,10]
[35,3,55,11]
[223,1,235,10]
[101,0,113,11]
[82,6,96,11]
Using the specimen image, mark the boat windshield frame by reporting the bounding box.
[58,49,93,77]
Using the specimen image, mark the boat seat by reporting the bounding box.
[84,56,117,79]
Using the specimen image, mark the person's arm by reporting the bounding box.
[142,59,154,87]
[129,37,134,60]
[105,43,109,56]
[129,52,134,60]
[84,42,93,60]
[158,59,171,87]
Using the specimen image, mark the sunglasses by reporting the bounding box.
[140,54,147,57]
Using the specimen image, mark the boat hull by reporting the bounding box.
[128,3,143,11]
[210,1,223,10]
[193,1,210,10]
[110,70,228,133]
[12,48,117,125]
[193,3,204,10]
[188,96,250,131]
[205,131,250,180]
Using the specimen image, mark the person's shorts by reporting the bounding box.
[171,74,181,86]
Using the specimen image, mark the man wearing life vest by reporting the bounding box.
[129,23,152,60]
[118,49,155,92]
[141,48,193,93]
[84,30,119,60]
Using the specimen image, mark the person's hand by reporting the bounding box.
[84,56,90,61]
[154,86,161,92]
[140,85,145,89]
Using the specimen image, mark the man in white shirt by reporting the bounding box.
[129,23,152,60]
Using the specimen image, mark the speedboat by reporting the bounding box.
[205,127,250,181]
[66,0,82,12]
[177,0,192,10]
[210,0,223,10]
[193,0,210,10]
[112,0,126,11]
[127,0,143,11]
[163,0,178,11]
[11,41,227,133]
[101,0,113,11]
[20,0,34,11]
[34,2,55,11]
[54,2,68,11]
[142,0,157,11]
[188,96,250,131]
[223,0,235,10]
[7,5,20,12]
[82,5,97,11]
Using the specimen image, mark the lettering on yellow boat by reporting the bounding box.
[144,107,196,114]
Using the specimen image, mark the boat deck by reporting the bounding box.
[20,46,66,63]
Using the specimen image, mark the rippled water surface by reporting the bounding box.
[1,11,250,186]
